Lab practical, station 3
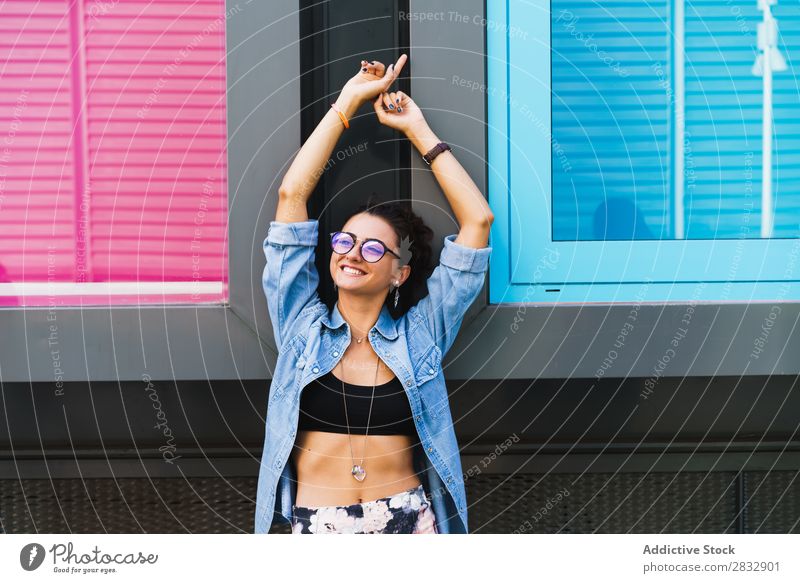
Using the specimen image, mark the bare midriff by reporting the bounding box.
[291,347,422,507]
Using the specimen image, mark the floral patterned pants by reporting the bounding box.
[291,483,438,534]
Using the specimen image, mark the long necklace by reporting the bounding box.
[340,354,378,481]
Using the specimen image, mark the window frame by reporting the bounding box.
[487,0,800,304]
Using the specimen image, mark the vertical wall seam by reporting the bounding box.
[68,0,92,281]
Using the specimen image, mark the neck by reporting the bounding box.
[336,294,383,340]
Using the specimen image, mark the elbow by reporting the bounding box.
[476,212,494,228]
[463,213,493,233]
[278,178,306,199]
[278,184,295,199]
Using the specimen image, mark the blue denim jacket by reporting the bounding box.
[257,218,491,534]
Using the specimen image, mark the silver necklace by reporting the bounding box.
[340,354,378,481]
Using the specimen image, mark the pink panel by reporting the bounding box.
[0,0,229,306]
[84,0,228,288]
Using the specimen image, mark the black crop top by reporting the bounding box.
[298,371,417,436]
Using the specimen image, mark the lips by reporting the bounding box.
[340,264,367,276]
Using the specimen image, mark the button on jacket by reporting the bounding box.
[257,219,491,534]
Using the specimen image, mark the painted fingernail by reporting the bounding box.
[396,98,401,103]
[362,67,367,72]
[370,61,375,64]
[397,107,403,112]
[389,104,394,109]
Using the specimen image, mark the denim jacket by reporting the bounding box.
[257,218,491,534]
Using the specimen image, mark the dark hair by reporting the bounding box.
[349,194,435,318]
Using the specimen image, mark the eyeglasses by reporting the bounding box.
[329,231,401,263]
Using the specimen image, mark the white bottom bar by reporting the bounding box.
[1,534,798,582]
[0,282,224,296]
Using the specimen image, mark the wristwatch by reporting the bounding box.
[422,142,451,165]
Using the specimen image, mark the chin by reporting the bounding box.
[333,277,382,296]
[335,281,371,292]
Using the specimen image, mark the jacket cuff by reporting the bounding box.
[439,234,492,273]
[266,219,319,247]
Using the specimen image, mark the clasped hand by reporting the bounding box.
[339,53,426,135]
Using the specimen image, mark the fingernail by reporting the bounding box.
[396,98,400,104]
[362,67,367,72]
[389,104,394,109]
[370,60,375,64]
[398,107,403,112]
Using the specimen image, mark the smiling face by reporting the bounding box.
[329,212,410,300]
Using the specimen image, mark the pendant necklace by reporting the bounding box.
[340,354,378,481]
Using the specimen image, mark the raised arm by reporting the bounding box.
[406,122,494,246]
[275,94,354,222]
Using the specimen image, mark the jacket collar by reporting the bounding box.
[321,301,399,341]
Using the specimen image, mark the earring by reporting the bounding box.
[393,281,400,308]
[333,281,337,291]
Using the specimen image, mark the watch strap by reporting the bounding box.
[422,142,451,165]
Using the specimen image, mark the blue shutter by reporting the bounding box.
[551,0,670,241]
[685,1,799,238]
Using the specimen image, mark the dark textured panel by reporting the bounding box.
[0,477,264,534]
[467,472,740,534]
[0,471,761,534]
[744,471,800,533]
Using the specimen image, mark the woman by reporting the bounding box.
[256,54,494,534]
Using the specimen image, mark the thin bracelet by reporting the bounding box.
[330,102,349,129]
